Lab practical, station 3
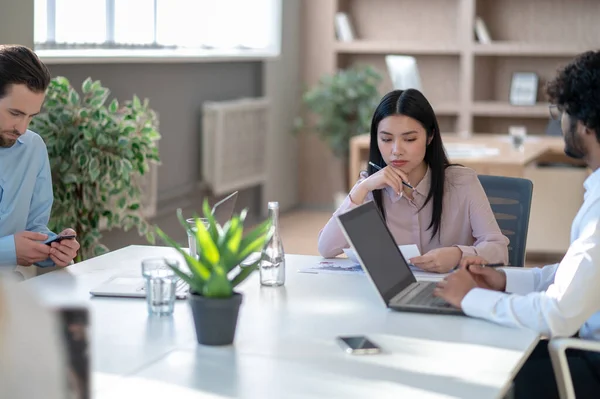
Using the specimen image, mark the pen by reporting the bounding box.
[453,262,505,271]
[481,263,505,268]
[368,161,414,190]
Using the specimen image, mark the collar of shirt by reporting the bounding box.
[384,167,431,203]
[0,131,29,152]
[583,167,600,198]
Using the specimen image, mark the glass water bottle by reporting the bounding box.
[260,201,285,286]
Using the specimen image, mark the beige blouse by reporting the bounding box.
[318,166,509,264]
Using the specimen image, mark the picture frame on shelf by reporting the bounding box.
[510,72,539,106]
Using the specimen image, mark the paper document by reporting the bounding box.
[343,244,421,265]
[398,244,421,261]
[298,259,364,275]
[299,248,449,281]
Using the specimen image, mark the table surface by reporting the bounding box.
[24,245,539,399]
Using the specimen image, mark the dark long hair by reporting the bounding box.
[367,89,451,240]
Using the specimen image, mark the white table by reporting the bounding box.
[24,245,539,399]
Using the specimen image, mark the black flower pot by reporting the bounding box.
[188,292,243,346]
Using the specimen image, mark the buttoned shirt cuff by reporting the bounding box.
[502,268,536,295]
[461,288,507,319]
[455,245,477,257]
[0,235,17,265]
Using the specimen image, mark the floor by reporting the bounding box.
[278,210,331,256]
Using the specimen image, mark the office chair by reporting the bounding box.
[478,175,533,267]
[549,338,600,399]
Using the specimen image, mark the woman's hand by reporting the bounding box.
[350,166,411,204]
[410,247,462,273]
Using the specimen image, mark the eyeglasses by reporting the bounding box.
[549,104,563,121]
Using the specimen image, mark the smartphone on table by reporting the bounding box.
[337,336,381,355]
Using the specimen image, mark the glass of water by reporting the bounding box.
[142,258,178,316]
[509,126,527,151]
[186,218,210,259]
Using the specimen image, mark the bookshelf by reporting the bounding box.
[300,0,600,206]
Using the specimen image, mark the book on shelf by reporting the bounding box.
[385,55,422,91]
[474,16,492,44]
[334,12,355,42]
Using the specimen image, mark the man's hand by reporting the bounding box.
[459,256,507,291]
[433,269,478,308]
[48,228,80,267]
[410,247,462,273]
[15,231,51,266]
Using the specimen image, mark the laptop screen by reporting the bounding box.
[337,201,416,304]
[212,191,238,226]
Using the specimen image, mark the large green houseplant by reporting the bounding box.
[30,77,161,260]
[295,65,382,193]
[156,201,271,346]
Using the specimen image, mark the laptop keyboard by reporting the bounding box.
[397,282,453,308]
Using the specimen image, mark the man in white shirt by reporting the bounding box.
[434,50,600,398]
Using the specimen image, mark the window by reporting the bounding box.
[34,0,281,61]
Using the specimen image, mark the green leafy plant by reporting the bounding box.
[30,76,161,261]
[295,65,381,175]
[155,200,272,298]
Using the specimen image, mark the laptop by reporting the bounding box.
[336,201,463,315]
[211,191,239,226]
[89,191,239,299]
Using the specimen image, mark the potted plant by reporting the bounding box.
[30,77,161,260]
[155,200,272,346]
[295,65,382,204]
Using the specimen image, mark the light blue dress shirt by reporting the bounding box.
[0,130,56,269]
[462,167,600,340]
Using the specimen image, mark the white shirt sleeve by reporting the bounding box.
[460,215,600,338]
[502,263,560,295]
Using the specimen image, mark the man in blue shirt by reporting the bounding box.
[0,45,79,271]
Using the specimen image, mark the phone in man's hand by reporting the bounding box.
[44,234,76,246]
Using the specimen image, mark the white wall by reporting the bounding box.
[0,0,34,46]
[262,0,301,214]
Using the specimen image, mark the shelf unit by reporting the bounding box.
[334,41,460,55]
[300,0,600,205]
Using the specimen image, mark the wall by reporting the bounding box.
[262,0,301,215]
[299,0,343,208]
[48,62,263,207]
[0,0,34,46]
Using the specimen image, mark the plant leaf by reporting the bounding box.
[231,263,258,288]
[202,272,232,298]
[155,226,210,281]
[195,217,219,265]
[164,258,203,294]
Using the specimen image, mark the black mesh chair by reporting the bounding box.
[478,175,534,267]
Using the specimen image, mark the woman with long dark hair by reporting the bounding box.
[318,89,508,273]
